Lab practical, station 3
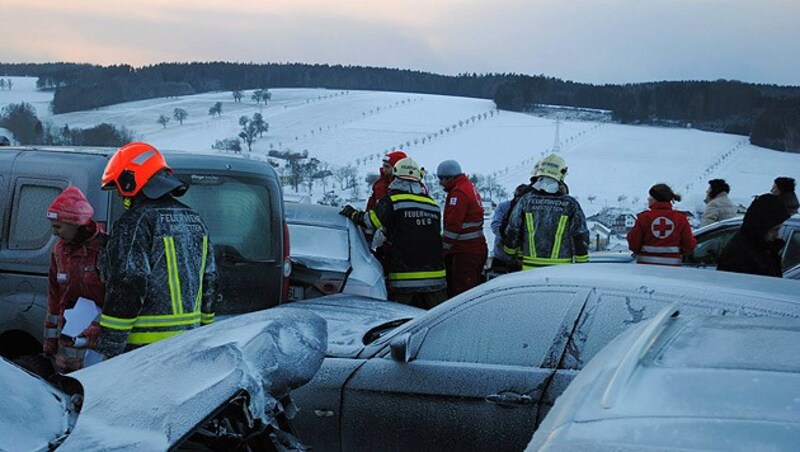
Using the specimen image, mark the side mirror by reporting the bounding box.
[390,333,412,362]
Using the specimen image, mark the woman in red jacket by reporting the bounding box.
[44,186,107,373]
[627,183,696,266]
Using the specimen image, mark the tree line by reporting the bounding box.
[2,62,799,152]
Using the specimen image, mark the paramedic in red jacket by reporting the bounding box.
[627,183,697,266]
[45,186,108,373]
[437,159,488,296]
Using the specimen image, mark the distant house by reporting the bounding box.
[588,222,612,250]
[612,213,637,234]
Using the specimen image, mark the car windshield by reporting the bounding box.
[288,223,349,261]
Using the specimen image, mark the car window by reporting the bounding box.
[686,226,738,266]
[179,175,274,261]
[415,289,579,367]
[9,183,63,250]
[782,230,800,271]
[288,223,349,260]
[567,291,733,370]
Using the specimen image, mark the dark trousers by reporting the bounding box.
[445,252,487,297]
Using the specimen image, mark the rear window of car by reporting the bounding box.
[179,175,275,261]
[288,223,349,261]
[653,317,800,373]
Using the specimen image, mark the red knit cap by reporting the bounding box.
[383,150,408,167]
[47,186,94,226]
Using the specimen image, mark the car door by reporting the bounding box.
[780,227,800,271]
[684,224,739,267]
[340,286,588,451]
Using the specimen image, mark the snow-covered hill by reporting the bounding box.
[2,76,798,220]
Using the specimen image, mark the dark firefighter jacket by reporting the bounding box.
[359,190,446,292]
[503,190,590,269]
[94,196,217,357]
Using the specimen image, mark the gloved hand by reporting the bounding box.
[43,337,58,356]
[338,205,362,221]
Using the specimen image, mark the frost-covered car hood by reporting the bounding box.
[56,308,326,451]
[276,295,423,358]
[0,359,75,451]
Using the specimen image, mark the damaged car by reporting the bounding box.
[281,264,800,451]
[0,308,326,451]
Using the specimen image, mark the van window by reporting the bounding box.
[10,183,62,250]
[179,175,275,261]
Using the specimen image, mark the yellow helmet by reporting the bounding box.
[533,153,568,182]
[394,157,422,182]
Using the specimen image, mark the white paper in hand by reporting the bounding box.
[61,297,102,338]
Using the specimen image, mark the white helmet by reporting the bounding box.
[533,153,568,182]
[394,157,422,182]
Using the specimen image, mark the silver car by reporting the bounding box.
[528,306,800,451]
[285,203,387,300]
[280,264,800,451]
[1,308,326,451]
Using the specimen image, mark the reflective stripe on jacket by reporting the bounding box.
[364,191,446,292]
[442,174,487,256]
[627,201,697,266]
[95,196,217,357]
[502,191,590,269]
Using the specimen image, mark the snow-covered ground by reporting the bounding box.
[2,76,798,220]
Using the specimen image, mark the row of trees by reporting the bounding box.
[157,108,189,128]
[0,102,134,146]
[4,61,799,152]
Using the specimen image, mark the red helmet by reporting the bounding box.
[101,142,182,198]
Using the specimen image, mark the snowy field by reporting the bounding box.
[2,76,798,221]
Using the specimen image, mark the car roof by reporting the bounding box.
[530,312,800,450]
[284,202,348,229]
[694,212,800,234]
[482,263,800,304]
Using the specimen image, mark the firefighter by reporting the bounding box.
[436,159,488,296]
[91,142,217,359]
[340,157,447,309]
[365,150,407,272]
[503,154,590,268]
[44,186,108,373]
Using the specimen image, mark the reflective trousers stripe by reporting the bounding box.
[522,257,573,266]
[101,312,208,330]
[641,245,681,253]
[388,269,447,280]
[635,255,682,265]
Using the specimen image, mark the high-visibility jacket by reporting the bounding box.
[503,190,590,269]
[441,174,488,256]
[627,201,697,266]
[45,222,108,373]
[94,196,217,357]
[362,190,446,292]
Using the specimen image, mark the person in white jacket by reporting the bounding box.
[700,179,738,227]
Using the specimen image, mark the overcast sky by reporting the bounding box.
[2,0,799,86]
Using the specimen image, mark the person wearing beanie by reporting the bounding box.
[700,178,738,227]
[627,183,697,266]
[44,186,108,374]
[437,159,488,296]
[717,194,790,277]
[771,176,798,215]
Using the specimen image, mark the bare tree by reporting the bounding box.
[173,108,188,125]
[232,90,243,102]
[208,102,222,117]
[157,114,170,128]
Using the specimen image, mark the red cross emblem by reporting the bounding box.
[651,217,675,239]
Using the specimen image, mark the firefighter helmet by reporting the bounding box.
[101,142,186,198]
[394,157,422,182]
[533,153,568,182]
